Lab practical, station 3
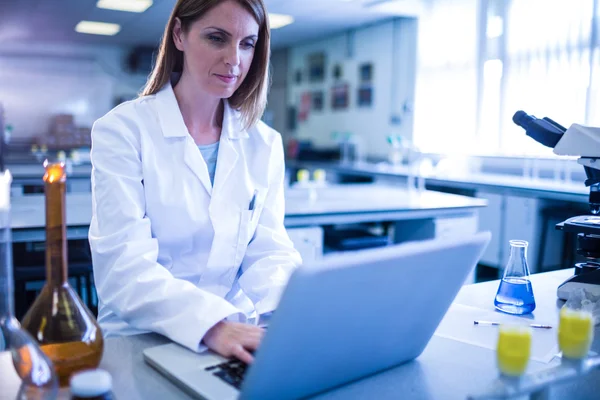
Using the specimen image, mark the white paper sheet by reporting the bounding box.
[434,303,559,363]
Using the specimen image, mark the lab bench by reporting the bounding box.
[12,184,485,256]
[289,160,589,273]
[10,184,485,317]
[8,162,92,194]
[2,269,597,400]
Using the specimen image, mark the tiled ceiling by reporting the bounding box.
[0,0,422,49]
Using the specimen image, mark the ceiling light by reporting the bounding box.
[269,13,294,29]
[75,21,121,36]
[97,0,153,13]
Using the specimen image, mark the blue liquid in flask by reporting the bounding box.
[494,277,536,315]
[494,240,536,315]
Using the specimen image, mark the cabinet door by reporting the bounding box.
[286,227,323,265]
[476,192,504,268]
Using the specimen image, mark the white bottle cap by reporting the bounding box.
[70,369,112,397]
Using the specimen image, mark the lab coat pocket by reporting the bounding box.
[234,205,262,267]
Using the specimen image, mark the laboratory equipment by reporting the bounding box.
[0,170,59,398]
[513,110,600,300]
[496,325,532,377]
[469,301,598,400]
[339,132,357,164]
[312,169,327,186]
[474,320,551,329]
[558,307,594,359]
[386,135,403,165]
[21,161,103,386]
[70,369,114,400]
[296,168,310,185]
[494,240,536,315]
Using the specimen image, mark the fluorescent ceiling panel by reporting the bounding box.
[97,0,153,13]
[269,13,294,29]
[75,21,121,36]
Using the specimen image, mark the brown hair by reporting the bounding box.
[140,0,271,130]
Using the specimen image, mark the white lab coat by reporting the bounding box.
[88,82,302,352]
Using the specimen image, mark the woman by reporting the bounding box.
[89,0,301,364]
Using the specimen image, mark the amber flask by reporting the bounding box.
[21,162,103,386]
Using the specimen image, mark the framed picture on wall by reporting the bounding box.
[357,85,373,107]
[312,91,324,111]
[359,63,374,82]
[333,64,343,80]
[298,92,312,121]
[307,52,326,82]
[331,83,349,110]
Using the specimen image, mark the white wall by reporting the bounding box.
[0,42,148,139]
[285,18,418,159]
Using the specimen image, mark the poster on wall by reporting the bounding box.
[359,62,374,82]
[333,64,343,80]
[357,62,374,107]
[298,92,312,121]
[307,52,326,82]
[357,86,373,107]
[312,91,324,111]
[331,83,349,110]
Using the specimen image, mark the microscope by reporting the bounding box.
[513,111,600,300]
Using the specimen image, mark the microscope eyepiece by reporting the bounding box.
[513,110,535,129]
[512,110,565,148]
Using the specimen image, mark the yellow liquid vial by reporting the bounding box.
[497,325,532,377]
[558,307,594,359]
[297,169,310,183]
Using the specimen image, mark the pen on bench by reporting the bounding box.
[473,320,553,329]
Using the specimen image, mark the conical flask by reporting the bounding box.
[0,170,59,398]
[21,162,104,386]
[494,240,536,315]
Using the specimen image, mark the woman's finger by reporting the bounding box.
[240,334,262,352]
[243,326,265,340]
[232,344,255,364]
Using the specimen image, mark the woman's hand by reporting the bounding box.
[203,321,265,364]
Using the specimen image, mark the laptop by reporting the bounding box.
[143,231,491,400]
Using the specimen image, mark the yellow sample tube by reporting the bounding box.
[496,325,532,377]
[313,169,326,183]
[297,169,310,183]
[558,307,594,359]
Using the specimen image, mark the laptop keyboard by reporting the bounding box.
[205,359,249,389]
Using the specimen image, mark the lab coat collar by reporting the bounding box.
[222,98,249,140]
[155,81,249,140]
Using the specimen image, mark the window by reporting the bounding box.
[413,0,478,155]
[414,0,599,157]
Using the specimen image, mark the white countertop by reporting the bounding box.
[293,161,589,202]
[11,184,486,231]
